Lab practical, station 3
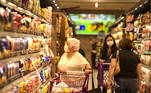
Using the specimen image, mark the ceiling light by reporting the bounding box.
[135,8,137,10]
[55,4,57,6]
[53,0,55,3]
[57,6,59,9]
[95,2,98,8]
[121,16,124,19]
[139,4,143,7]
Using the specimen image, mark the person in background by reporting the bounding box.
[57,38,91,73]
[89,37,97,69]
[107,38,143,93]
[79,48,86,57]
[98,34,118,93]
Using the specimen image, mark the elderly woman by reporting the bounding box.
[58,38,91,73]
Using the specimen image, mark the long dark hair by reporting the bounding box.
[102,34,117,57]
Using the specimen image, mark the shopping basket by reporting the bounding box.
[50,71,90,93]
[97,62,110,87]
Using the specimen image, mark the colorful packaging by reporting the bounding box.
[0,67,7,87]
[1,37,11,58]
[4,8,12,31]
[20,16,30,33]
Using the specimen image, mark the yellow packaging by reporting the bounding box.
[64,88,70,93]
[0,52,3,59]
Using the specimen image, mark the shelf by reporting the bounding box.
[0,31,44,38]
[143,51,151,55]
[0,63,52,93]
[0,1,49,24]
[135,24,151,29]
[0,66,43,93]
[32,77,52,93]
[0,51,41,66]
[135,38,151,41]
[142,64,151,71]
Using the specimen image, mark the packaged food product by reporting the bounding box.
[0,67,7,87]
[0,39,4,59]
[4,8,12,31]
[20,16,30,33]
[28,0,33,11]
[26,37,33,53]
[0,7,5,32]
[1,37,11,58]
[22,38,28,54]
[12,12,22,32]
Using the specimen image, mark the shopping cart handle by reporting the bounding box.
[101,63,110,65]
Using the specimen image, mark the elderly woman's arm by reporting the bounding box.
[108,58,117,87]
[85,64,92,73]
[57,64,67,73]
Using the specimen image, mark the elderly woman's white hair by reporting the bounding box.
[67,38,80,52]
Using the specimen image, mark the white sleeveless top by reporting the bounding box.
[58,52,89,71]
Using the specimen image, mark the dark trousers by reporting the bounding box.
[115,78,138,93]
[91,55,96,69]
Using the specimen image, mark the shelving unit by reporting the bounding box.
[0,31,44,38]
[0,0,48,24]
[0,63,52,93]
[32,77,52,93]
[0,51,41,66]
[0,0,54,93]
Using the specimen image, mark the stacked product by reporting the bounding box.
[0,6,52,37]
[0,0,54,93]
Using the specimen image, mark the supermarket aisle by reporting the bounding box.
[88,69,98,90]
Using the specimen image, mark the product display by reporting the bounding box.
[0,0,151,92]
[6,66,51,93]
[0,36,43,60]
[0,0,53,93]
[9,74,41,93]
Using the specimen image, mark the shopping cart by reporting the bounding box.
[97,62,110,88]
[50,71,90,93]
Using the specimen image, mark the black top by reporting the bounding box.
[91,42,97,57]
[100,48,117,60]
[79,48,86,57]
[116,50,141,79]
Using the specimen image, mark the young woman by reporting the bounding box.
[98,34,118,93]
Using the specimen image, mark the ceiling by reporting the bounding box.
[56,0,140,17]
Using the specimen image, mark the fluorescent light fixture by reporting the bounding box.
[121,16,124,19]
[95,2,98,8]
[53,0,55,3]
[139,4,143,7]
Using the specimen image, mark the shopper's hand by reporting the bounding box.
[100,59,104,63]
[92,50,96,53]
[85,69,92,74]
[107,80,114,89]
[95,63,98,68]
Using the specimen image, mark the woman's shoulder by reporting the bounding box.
[75,52,83,57]
[61,53,67,58]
